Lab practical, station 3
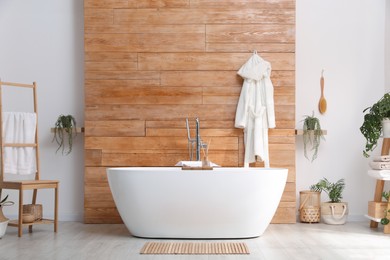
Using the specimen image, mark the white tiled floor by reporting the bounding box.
[1,221,390,260]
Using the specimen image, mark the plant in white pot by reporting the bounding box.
[0,194,14,238]
[310,178,347,225]
[360,93,390,157]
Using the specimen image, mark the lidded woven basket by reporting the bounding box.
[299,191,320,223]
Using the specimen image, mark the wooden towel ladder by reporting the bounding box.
[0,80,59,237]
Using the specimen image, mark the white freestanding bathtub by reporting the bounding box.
[107,167,287,239]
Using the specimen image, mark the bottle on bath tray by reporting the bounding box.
[202,156,211,168]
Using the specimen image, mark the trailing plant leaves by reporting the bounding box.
[52,114,77,155]
[302,113,325,162]
[383,191,390,202]
[381,218,389,225]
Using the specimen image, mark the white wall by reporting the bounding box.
[0,0,84,221]
[0,0,387,222]
[296,0,387,220]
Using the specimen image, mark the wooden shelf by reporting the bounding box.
[8,218,54,227]
[364,214,381,223]
[50,127,84,133]
[367,138,390,234]
[295,129,327,135]
[368,170,390,181]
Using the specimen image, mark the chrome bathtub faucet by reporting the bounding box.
[186,117,207,161]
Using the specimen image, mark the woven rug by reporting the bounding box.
[140,242,249,255]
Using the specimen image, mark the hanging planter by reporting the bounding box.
[302,112,325,162]
[52,114,77,155]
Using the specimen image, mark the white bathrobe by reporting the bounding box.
[235,53,276,167]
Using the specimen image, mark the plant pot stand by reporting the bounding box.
[366,137,390,234]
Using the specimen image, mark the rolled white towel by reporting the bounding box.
[370,161,390,170]
[372,155,390,162]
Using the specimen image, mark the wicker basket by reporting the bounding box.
[23,204,42,221]
[300,207,320,223]
[299,191,321,223]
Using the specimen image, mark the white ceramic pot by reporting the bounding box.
[382,118,390,138]
[321,202,348,225]
[0,220,9,238]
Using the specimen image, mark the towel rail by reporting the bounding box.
[4,143,37,147]
[0,81,35,88]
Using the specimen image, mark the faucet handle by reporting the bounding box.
[185,118,191,140]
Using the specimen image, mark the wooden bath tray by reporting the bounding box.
[181,166,213,170]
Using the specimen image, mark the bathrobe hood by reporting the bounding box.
[235,53,276,167]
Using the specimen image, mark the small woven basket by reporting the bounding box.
[300,207,320,223]
[23,204,42,221]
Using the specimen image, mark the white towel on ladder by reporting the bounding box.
[2,112,37,175]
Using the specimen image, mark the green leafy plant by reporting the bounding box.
[52,114,77,155]
[380,191,390,225]
[360,93,390,157]
[383,191,390,202]
[302,112,325,162]
[310,178,345,203]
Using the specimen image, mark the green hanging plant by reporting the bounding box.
[302,112,325,162]
[52,115,77,155]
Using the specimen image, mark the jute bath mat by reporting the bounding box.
[140,242,249,255]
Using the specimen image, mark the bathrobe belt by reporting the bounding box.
[244,106,270,167]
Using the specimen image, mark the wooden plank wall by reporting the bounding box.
[84,0,296,224]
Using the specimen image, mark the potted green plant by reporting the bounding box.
[52,114,77,155]
[310,178,348,224]
[302,112,325,162]
[380,191,390,226]
[0,194,14,238]
[360,93,390,157]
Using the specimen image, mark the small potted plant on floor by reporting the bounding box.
[52,114,77,155]
[0,194,14,238]
[360,93,390,157]
[310,178,348,225]
[302,112,325,162]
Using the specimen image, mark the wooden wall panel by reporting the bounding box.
[85,33,205,52]
[190,0,295,9]
[84,0,296,224]
[113,9,295,25]
[138,53,295,71]
[206,24,295,43]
